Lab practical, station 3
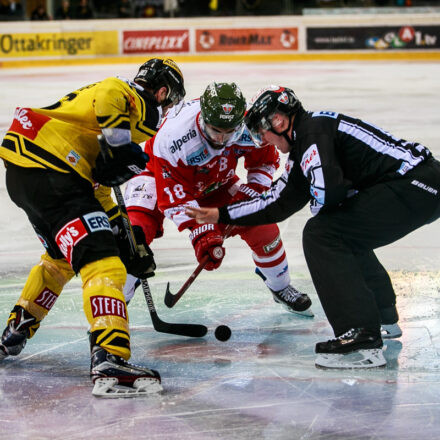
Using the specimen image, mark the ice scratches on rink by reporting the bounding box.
[0,60,440,438]
[1,270,440,439]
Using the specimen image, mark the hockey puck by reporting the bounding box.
[214,325,231,342]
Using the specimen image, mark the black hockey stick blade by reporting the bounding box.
[164,282,175,308]
[164,254,210,309]
[142,280,207,338]
[150,310,208,338]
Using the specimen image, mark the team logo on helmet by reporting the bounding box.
[278,92,289,104]
[222,103,234,114]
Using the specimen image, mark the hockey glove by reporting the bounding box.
[231,183,268,203]
[113,217,156,279]
[190,224,225,271]
[93,141,149,187]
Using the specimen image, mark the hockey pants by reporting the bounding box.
[5,164,131,359]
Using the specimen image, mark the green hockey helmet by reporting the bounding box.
[200,82,246,130]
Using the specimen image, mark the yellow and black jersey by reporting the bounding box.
[0,77,160,185]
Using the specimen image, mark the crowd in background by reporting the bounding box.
[0,0,438,22]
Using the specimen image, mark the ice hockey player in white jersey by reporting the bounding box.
[124,82,313,316]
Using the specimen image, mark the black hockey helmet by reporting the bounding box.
[244,85,301,147]
[134,58,186,107]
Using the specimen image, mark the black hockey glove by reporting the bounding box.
[93,141,149,187]
[125,225,156,279]
[112,215,156,279]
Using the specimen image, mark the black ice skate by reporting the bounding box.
[0,306,38,361]
[315,328,386,369]
[90,346,162,398]
[271,285,313,317]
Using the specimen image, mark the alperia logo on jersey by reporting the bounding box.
[170,128,197,153]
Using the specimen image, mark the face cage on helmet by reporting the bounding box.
[199,115,245,149]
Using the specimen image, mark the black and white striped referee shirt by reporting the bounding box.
[218,108,432,226]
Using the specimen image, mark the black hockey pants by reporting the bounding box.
[302,157,440,336]
[5,163,118,273]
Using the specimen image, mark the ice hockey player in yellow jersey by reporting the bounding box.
[0,58,185,397]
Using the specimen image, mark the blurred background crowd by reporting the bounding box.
[1,0,439,21]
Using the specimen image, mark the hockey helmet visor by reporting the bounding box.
[245,85,301,147]
[135,58,186,107]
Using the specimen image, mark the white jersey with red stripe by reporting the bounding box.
[148,99,280,231]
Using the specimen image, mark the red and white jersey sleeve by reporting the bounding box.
[152,99,279,231]
[243,143,280,189]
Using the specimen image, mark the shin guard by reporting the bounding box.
[81,257,131,360]
[240,224,291,292]
[16,252,75,333]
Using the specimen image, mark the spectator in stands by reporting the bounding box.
[118,0,134,17]
[164,0,178,17]
[76,0,94,19]
[0,0,23,19]
[55,0,73,19]
[31,3,51,20]
[138,2,158,17]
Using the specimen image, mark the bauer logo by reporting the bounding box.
[91,295,127,319]
[83,211,111,233]
[55,218,88,264]
[35,288,58,311]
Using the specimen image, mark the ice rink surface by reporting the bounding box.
[0,60,440,439]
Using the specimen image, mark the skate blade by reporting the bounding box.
[315,348,386,369]
[292,308,314,318]
[282,305,314,318]
[381,323,402,339]
[92,377,163,398]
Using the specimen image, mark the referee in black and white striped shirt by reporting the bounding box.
[186,85,440,369]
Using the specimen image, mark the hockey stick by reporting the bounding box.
[164,224,234,308]
[97,135,207,338]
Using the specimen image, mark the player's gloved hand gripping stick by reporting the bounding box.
[97,135,207,338]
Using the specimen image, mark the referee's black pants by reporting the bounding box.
[302,158,440,337]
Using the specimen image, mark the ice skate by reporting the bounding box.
[271,285,314,317]
[90,346,162,398]
[0,306,38,361]
[381,323,402,339]
[315,327,386,369]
